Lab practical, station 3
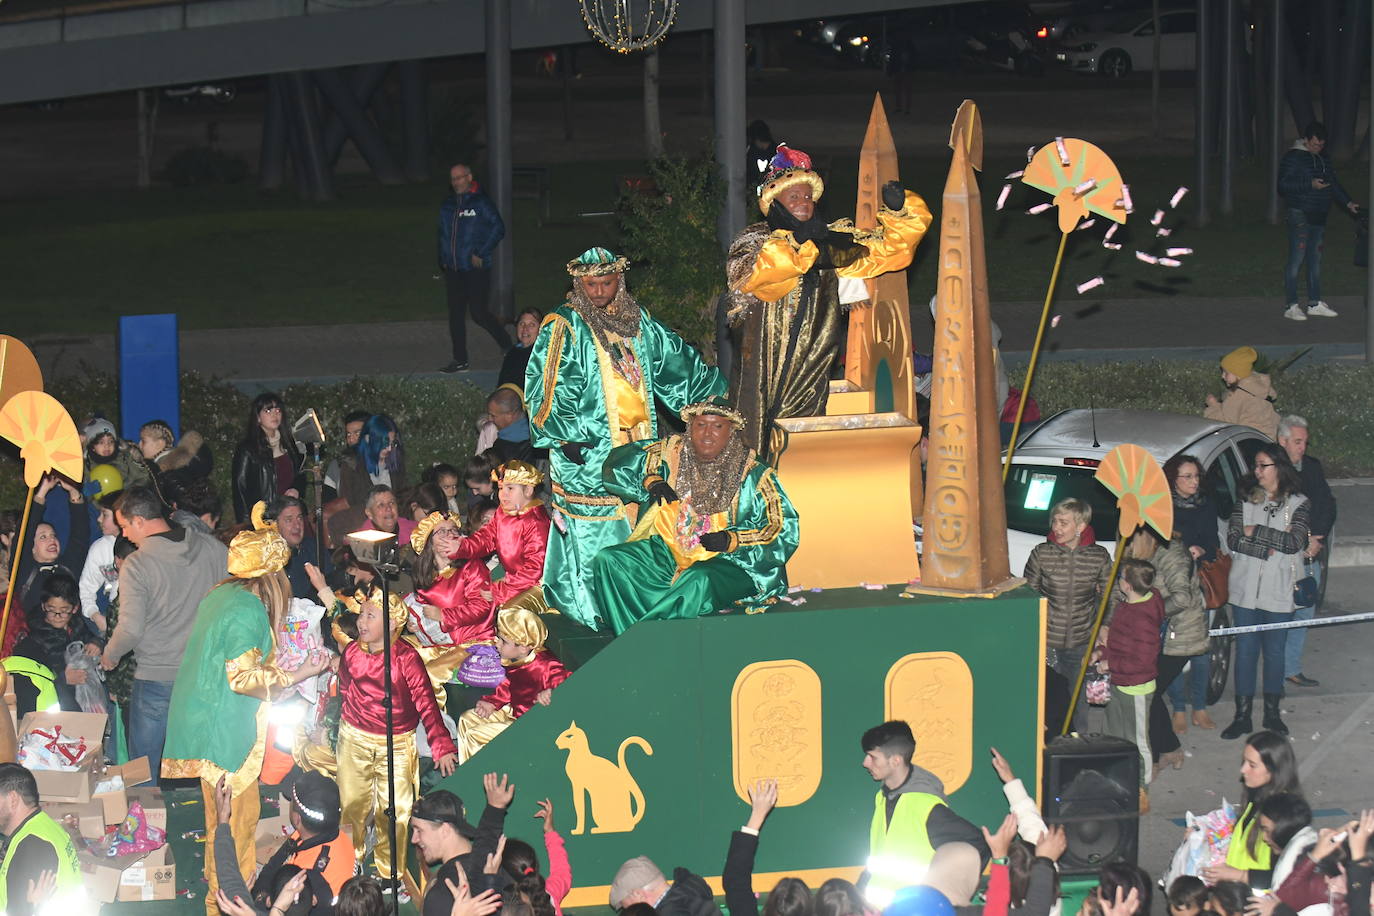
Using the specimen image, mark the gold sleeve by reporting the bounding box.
[224,647,295,701]
[735,232,820,303]
[835,191,934,279]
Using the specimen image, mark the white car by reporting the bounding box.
[1003,408,1271,576]
[1056,9,1196,77]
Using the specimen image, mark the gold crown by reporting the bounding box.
[411,511,461,554]
[680,397,746,430]
[493,460,544,488]
[227,502,291,579]
[758,168,825,215]
[566,246,629,277]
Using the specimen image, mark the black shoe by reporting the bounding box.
[1220,696,1253,740]
[1263,693,1290,736]
[440,360,469,373]
[1286,673,1319,687]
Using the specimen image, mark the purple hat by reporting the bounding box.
[456,644,507,689]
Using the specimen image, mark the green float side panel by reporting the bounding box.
[434,586,1045,906]
[874,358,895,414]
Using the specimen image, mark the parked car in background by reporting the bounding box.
[953,1,1049,75]
[1057,8,1197,76]
[162,82,237,104]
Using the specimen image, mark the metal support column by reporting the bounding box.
[1367,0,1373,363]
[1195,0,1211,227]
[398,59,429,182]
[1220,0,1235,215]
[486,0,514,321]
[1267,0,1283,224]
[714,0,745,249]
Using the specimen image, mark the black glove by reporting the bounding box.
[698,531,732,552]
[560,442,590,465]
[882,180,906,211]
[646,479,680,505]
[794,214,833,246]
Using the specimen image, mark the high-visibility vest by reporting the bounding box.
[866,791,945,908]
[0,810,83,910]
[2,656,60,713]
[1226,803,1273,876]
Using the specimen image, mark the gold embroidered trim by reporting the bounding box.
[736,469,784,547]
[532,314,570,428]
[551,482,621,506]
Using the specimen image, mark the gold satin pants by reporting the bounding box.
[337,720,418,881]
[202,777,261,916]
[410,642,468,708]
[455,704,515,764]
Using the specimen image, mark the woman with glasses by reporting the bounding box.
[1221,443,1310,739]
[11,572,103,716]
[1162,455,1219,732]
[231,392,304,523]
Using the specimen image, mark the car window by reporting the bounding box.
[1004,464,1120,539]
[1162,12,1195,33]
[1134,20,1155,36]
[1236,437,1265,468]
[1206,448,1243,521]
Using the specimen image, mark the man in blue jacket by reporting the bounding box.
[1277,121,1360,322]
[437,164,512,372]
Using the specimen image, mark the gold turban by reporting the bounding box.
[410,511,460,554]
[496,607,547,652]
[227,502,291,579]
[566,246,629,277]
[680,396,746,431]
[492,460,543,488]
[338,586,408,648]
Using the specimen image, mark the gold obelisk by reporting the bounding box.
[911,101,1017,596]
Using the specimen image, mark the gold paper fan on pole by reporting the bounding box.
[0,336,43,408]
[1022,137,1128,235]
[0,390,82,487]
[1094,444,1173,540]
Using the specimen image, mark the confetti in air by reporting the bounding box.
[1028,202,1052,215]
[1157,257,1183,268]
[1076,219,1097,231]
[997,184,1012,210]
[1055,137,1070,165]
[1051,314,1063,327]
[1120,184,1134,213]
[1156,227,1172,238]
[1076,277,1105,294]
[1027,145,1037,162]
[1150,209,1165,226]
[1166,247,1194,257]
[1105,223,1120,241]
[1135,251,1159,264]
[1074,179,1098,196]
[1170,187,1189,208]
[1103,242,1123,250]
[1004,170,1025,180]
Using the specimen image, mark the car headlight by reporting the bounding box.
[1075,41,1097,51]
[849,35,866,46]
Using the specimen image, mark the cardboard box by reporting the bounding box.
[92,756,153,825]
[255,796,292,866]
[43,799,106,840]
[73,829,176,903]
[125,785,167,833]
[18,711,106,803]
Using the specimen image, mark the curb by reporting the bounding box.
[1331,536,1374,569]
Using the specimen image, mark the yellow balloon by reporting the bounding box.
[90,463,124,500]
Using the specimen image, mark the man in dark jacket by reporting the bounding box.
[413,775,513,913]
[437,164,512,373]
[610,856,722,916]
[1277,121,1360,321]
[1278,414,1336,688]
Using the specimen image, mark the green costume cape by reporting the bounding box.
[162,583,275,778]
[525,303,725,629]
[593,435,799,634]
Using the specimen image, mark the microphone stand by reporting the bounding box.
[370,548,402,913]
[305,442,324,567]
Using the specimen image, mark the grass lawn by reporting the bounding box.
[4,151,1366,338]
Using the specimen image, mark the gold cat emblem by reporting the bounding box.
[555,721,653,835]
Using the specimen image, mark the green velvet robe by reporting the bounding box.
[162,584,276,779]
[593,435,800,634]
[524,303,725,629]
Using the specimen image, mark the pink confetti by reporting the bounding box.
[1075,219,1097,231]
[1076,277,1105,294]
[1103,242,1123,250]
[1166,247,1194,257]
[1074,179,1097,196]
[1105,223,1119,240]
[1135,251,1158,264]
[997,184,1012,210]
[1055,136,1070,165]
[1157,257,1183,267]
[1051,314,1063,327]
[1028,202,1052,215]
[1150,209,1165,226]
[1004,170,1025,180]
[1120,184,1134,213]
[1027,145,1036,162]
[1155,227,1172,238]
[1170,186,1189,208]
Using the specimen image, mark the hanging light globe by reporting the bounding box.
[579,0,679,54]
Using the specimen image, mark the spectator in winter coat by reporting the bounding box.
[1277,415,1337,689]
[1205,346,1281,439]
[1277,121,1359,321]
[438,164,511,373]
[1096,558,1166,795]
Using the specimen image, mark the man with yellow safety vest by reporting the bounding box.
[0,763,82,915]
[858,721,989,909]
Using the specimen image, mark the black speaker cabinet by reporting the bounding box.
[1042,734,1141,876]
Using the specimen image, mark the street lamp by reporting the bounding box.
[345,528,403,909]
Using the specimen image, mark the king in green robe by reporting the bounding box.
[592,397,799,635]
[525,248,726,629]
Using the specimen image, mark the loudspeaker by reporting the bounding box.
[292,408,325,446]
[1042,734,1140,876]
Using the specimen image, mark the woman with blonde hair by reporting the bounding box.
[163,502,334,915]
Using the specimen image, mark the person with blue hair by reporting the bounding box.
[357,414,407,490]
